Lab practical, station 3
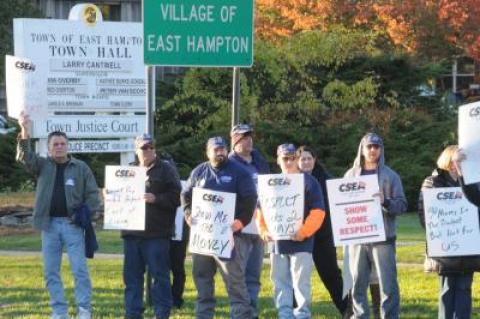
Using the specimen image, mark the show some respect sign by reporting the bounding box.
[143,0,254,67]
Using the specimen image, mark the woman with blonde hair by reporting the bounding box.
[418,145,480,319]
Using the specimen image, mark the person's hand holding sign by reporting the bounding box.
[291,231,306,241]
[231,219,244,233]
[144,193,156,204]
[18,111,31,139]
[452,148,467,177]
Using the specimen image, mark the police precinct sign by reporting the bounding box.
[143,0,254,67]
[14,18,145,113]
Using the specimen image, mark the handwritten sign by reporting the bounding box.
[172,181,187,241]
[5,55,47,120]
[422,187,480,257]
[188,188,235,258]
[327,175,386,246]
[257,174,304,240]
[104,165,146,230]
[459,101,480,184]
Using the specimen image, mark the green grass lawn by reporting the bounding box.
[2,213,480,318]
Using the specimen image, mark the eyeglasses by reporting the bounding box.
[140,145,154,150]
[281,156,296,162]
[365,144,380,150]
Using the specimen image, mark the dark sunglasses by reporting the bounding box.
[366,144,380,150]
[140,145,154,150]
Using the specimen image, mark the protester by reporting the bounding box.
[419,145,480,319]
[181,136,257,319]
[296,146,348,316]
[228,123,270,319]
[16,112,100,319]
[256,143,325,319]
[122,133,182,319]
[344,133,407,319]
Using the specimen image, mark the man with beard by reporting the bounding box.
[181,136,258,319]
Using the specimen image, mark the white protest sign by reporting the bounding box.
[459,102,480,184]
[188,188,235,258]
[423,187,480,257]
[14,18,145,114]
[172,181,187,242]
[327,175,386,246]
[258,174,304,240]
[104,166,146,230]
[5,55,47,120]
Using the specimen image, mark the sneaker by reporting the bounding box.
[78,307,92,319]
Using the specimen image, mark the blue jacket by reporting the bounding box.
[181,159,258,227]
[73,204,98,259]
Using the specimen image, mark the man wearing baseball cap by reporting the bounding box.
[228,124,270,319]
[256,143,326,319]
[181,136,257,319]
[343,133,407,319]
[122,133,182,319]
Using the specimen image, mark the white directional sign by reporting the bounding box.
[31,115,145,138]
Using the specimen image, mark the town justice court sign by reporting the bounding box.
[143,0,254,67]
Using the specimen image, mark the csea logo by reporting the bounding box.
[268,177,291,186]
[339,181,366,192]
[15,61,35,72]
[436,191,463,200]
[203,193,224,204]
[470,106,480,117]
[115,169,136,178]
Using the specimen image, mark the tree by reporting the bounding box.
[0,0,43,83]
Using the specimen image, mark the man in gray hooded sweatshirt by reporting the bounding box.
[344,133,407,319]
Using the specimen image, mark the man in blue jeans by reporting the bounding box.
[17,113,100,319]
[228,124,270,319]
[122,134,182,319]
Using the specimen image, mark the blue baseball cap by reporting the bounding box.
[135,133,154,148]
[231,123,253,135]
[207,136,227,149]
[361,133,383,147]
[277,143,296,156]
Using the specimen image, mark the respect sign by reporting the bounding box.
[104,166,146,230]
[459,101,480,184]
[143,0,254,67]
[327,175,386,246]
[258,174,304,240]
[188,188,235,258]
[422,187,480,257]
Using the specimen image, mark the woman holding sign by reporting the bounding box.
[418,145,480,319]
[296,146,348,316]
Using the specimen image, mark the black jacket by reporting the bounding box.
[310,164,333,240]
[418,168,480,275]
[122,157,182,239]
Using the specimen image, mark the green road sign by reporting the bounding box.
[143,0,254,67]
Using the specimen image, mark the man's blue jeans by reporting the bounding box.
[438,273,473,319]
[123,237,172,319]
[349,241,399,319]
[242,234,264,318]
[42,217,92,317]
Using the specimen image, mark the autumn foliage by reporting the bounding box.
[255,0,480,61]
